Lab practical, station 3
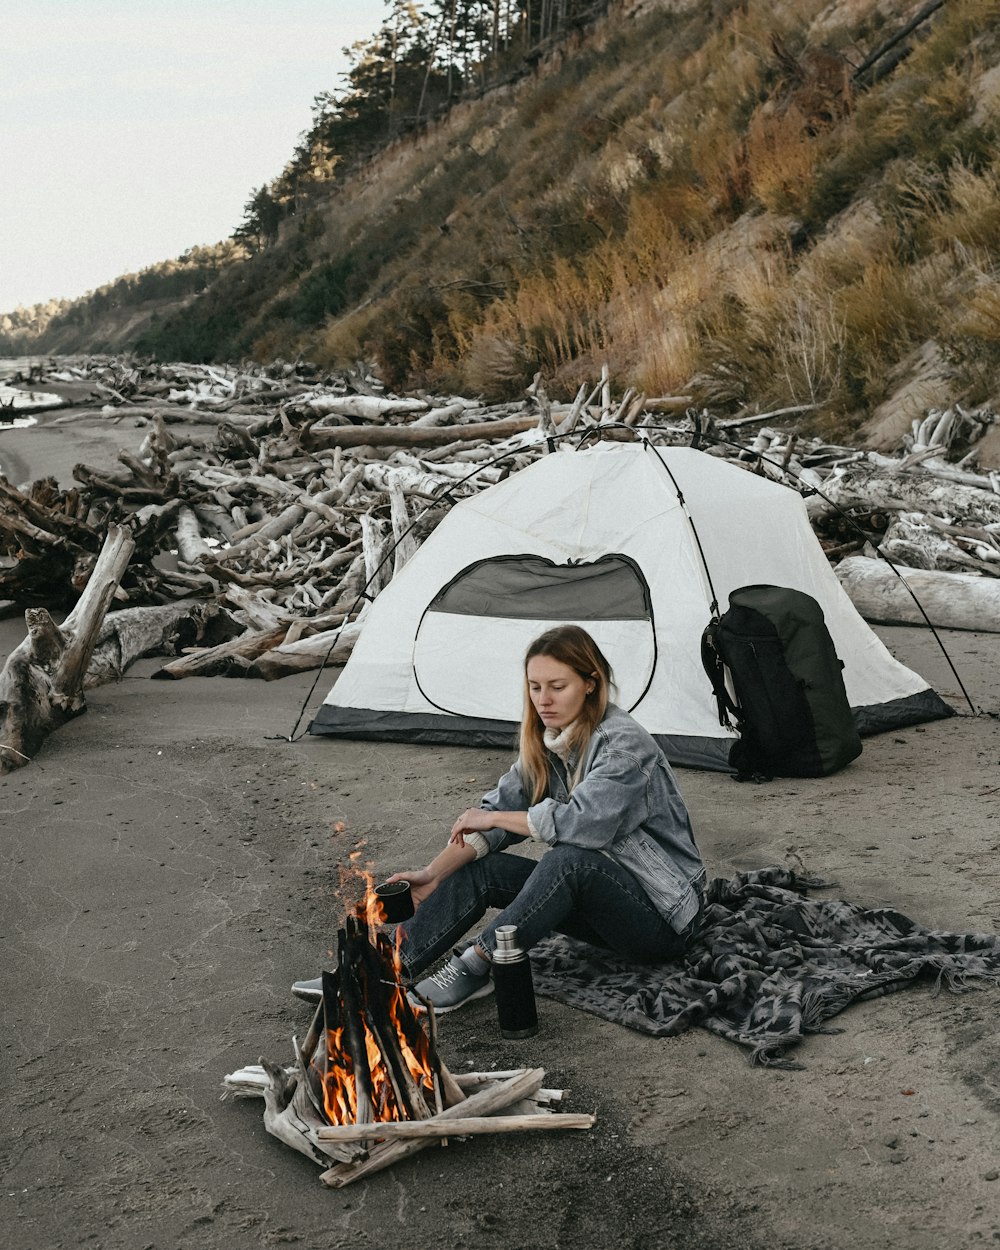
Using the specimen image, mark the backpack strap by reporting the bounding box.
[700,619,739,731]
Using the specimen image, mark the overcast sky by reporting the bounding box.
[3,1,389,312]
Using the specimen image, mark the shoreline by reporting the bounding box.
[0,403,151,487]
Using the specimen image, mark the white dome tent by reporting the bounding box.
[309,440,951,770]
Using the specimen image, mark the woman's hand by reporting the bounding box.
[449,808,494,845]
[450,808,530,846]
[384,866,438,909]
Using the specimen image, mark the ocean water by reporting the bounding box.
[0,365,47,446]
[0,356,44,381]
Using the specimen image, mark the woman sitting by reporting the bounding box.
[293,624,705,1012]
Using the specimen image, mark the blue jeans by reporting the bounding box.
[397,845,690,978]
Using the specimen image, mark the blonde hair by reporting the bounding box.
[519,625,614,804]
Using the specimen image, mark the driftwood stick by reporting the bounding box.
[315,1112,595,1142]
[318,1067,546,1188]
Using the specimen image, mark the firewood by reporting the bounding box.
[255,1058,359,1166]
[315,1112,595,1142]
[318,1067,548,1187]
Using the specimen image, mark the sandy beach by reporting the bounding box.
[2,406,999,1250]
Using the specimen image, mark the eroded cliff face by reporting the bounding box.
[12,0,1000,436]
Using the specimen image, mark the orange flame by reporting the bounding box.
[312,870,436,1127]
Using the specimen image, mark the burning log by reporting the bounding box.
[314,915,441,1132]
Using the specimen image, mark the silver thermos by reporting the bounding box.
[492,924,539,1039]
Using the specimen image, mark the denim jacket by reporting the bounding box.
[477,704,706,933]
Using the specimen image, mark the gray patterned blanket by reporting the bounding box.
[528,867,1000,1067]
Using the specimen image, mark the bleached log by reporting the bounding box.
[836,555,1000,631]
[391,450,504,486]
[361,461,451,498]
[247,618,365,680]
[388,481,418,575]
[192,503,240,543]
[409,401,470,427]
[882,509,1000,573]
[175,506,213,565]
[218,502,310,559]
[221,586,291,631]
[307,395,428,419]
[0,525,135,772]
[86,601,225,686]
[150,625,288,679]
[556,381,596,435]
[824,465,1000,527]
[361,515,393,598]
[303,413,540,451]
[643,395,696,413]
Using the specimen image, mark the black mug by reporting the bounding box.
[374,880,414,923]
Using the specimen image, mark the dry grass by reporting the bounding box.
[299,0,1000,428]
[746,104,822,216]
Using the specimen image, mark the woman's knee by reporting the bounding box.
[528,843,599,881]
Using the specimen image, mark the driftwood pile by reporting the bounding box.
[741,406,1000,626]
[1,355,999,768]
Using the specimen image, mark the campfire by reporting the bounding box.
[224,878,594,1186]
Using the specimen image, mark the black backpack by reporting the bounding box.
[701,584,862,780]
